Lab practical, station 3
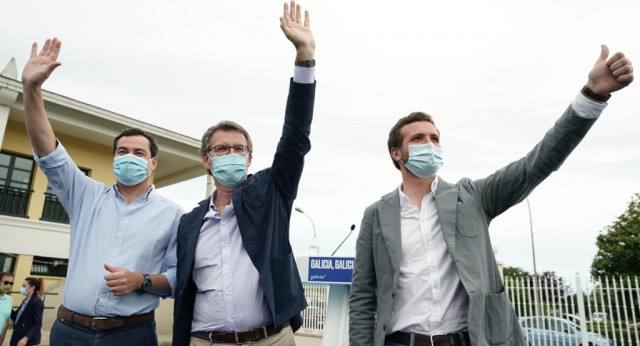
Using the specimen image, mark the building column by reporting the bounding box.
[1,57,20,147]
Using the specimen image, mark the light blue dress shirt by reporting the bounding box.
[15,297,30,323]
[35,142,183,317]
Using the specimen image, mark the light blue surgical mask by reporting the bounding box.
[113,154,151,186]
[404,143,443,178]
[19,287,27,296]
[211,153,248,187]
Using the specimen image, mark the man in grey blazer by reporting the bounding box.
[349,45,634,346]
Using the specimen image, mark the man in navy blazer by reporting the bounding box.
[172,2,316,345]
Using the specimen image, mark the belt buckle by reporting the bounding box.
[235,332,240,344]
[430,334,436,346]
[91,317,108,331]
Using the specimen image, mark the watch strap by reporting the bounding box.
[295,59,315,68]
[581,85,611,102]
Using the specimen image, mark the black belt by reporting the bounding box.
[191,322,289,344]
[385,331,470,346]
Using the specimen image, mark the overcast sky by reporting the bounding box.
[2,0,639,283]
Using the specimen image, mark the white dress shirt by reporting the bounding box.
[389,177,468,335]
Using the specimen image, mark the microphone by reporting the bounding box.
[331,224,356,256]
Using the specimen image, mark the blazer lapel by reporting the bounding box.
[434,178,459,256]
[377,190,402,273]
[183,199,210,271]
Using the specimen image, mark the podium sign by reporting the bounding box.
[308,256,355,283]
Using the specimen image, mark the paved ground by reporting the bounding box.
[2,331,323,345]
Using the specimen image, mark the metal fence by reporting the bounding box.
[300,275,640,345]
[506,275,640,346]
[301,284,329,332]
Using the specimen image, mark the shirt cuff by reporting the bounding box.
[161,268,177,299]
[571,92,607,119]
[33,140,69,167]
[293,66,315,84]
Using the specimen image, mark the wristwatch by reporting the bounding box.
[295,59,315,68]
[141,274,152,293]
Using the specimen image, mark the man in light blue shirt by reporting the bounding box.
[21,38,183,346]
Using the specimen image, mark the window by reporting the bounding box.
[30,256,68,277]
[40,168,89,224]
[0,253,16,273]
[0,152,35,217]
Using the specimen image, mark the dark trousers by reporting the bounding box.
[49,317,158,346]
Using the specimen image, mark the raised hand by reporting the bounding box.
[280,1,315,61]
[22,38,62,88]
[587,44,634,95]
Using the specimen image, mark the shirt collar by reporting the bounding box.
[113,184,155,202]
[205,190,234,220]
[398,176,439,209]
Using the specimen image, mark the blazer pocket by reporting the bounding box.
[270,253,303,313]
[485,289,513,346]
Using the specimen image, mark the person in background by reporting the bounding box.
[0,272,15,344]
[10,277,44,346]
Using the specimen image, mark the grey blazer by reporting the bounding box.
[349,105,596,346]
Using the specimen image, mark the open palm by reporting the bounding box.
[22,38,62,87]
[280,1,315,51]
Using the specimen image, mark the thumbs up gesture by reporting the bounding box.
[587,44,634,95]
[104,264,143,296]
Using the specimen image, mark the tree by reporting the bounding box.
[503,266,531,278]
[591,193,640,277]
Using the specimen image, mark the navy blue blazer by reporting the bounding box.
[10,294,43,346]
[172,79,315,346]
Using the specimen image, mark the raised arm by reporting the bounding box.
[22,38,62,158]
[270,2,317,199]
[474,45,634,219]
[280,1,315,63]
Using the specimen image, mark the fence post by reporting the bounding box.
[575,273,589,346]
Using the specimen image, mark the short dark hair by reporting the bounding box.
[387,112,437,170]
[113,128,159,158]
[0,272,13,280]
[200,121,253,176]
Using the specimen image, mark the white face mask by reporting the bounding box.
[20,286,27,296]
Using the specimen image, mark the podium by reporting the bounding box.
[297,256,354,346]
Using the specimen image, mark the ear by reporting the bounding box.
[246,153,253,168]
[390,147,403,163]
[202,155,212,171]
[149,157,159,171]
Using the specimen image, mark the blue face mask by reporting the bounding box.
[404,143,443,178]
[211,153,248,187]
[19,287,27,296]
[113,154,150,186]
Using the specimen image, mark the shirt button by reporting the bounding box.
[224,265,229,269]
